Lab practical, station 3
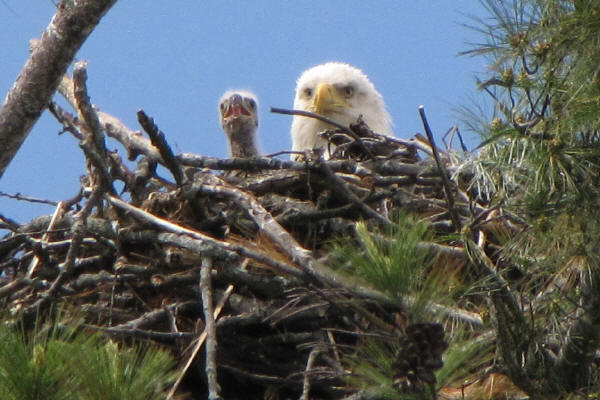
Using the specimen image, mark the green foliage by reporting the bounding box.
[0,318,177,400]
[329,215,486,397]
[436,332,494,388]
[0,322,79,400]
[458,1,600,394]
[462,0,600,212]
[330,214,461,320]
[72,339,177,400]
[344,340,421,400]
[462,0,600,278]
[344,329,494,399]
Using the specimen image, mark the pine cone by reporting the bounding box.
[392,322,448,393]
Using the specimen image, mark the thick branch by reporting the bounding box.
[0,0,117,179]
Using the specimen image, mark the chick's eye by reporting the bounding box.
[303,88,313,97]
[220,102,226,112]
[343,86,354,98]
[247,99,256,110]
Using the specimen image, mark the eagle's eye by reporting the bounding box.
[247,98,256,110]
[303,88,313,98]
[343,85,354,98]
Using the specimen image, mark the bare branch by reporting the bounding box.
[137,110,185,185]
[201,257,222,400]
[418,106,462,231]
[0,0,117,179]
[167,284,234,400]
[0,191,59,206]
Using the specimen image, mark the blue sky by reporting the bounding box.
[0,1,490,226]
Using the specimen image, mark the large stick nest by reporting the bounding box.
[0,64,508,399]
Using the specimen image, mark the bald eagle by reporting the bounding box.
[290,62,393,160]
[218,90,260,157]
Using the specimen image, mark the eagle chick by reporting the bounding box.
[219,90,260,157]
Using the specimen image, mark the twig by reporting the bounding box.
[48,101,85,140]
[102,111,161,161]
[26,201,65,278]
[276,203,355,225]
[73,61,115,194]
[0,191,59,206]
[46,189,102,297]
[0,278,27,299]
[271,107,351,133]
[200,257,222,399]
[56,73,161,162]
[271,107,375,158]
[300,347,320,400]
[442,125,468,152]
[179,152,432,179]
[315,158,394,227]
[326,330,343,370]
[109,301,198,332]
[0,214,20,232]
[137,110,185,185]
[418,106,461,231]
[167,284,234,399]
[86,325,194,341]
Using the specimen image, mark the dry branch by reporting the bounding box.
[200,257,221,399]
[0,0,117,178]
[137,110,185,185]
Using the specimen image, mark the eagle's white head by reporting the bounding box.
[218,90,260,157]
[291,62,393,160]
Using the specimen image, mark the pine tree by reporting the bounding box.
[459,0,600,396]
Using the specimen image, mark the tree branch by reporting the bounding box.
[200,257,222,400]
[0,0,117,179]
[418,106,462,231]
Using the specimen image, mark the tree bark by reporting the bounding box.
[0,0,117,179]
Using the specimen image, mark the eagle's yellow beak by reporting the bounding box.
[313,83,348,115]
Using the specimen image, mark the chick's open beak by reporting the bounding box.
[313,83,347,115]
[223,95,252,119]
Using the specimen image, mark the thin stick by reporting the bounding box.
[299,348,319,400]
[200,257,221,399]
[271,107,351,133]
[316,159,394,227]
[0,191,59,206]
[56,74,162,162]
[166,284,234,399]
[418,106,461,231]
[46,190,102,296]
[26,201,65,278]
[326,330,343,370]
[271,107,374,158]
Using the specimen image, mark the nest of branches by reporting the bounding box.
[0,62,518,400]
